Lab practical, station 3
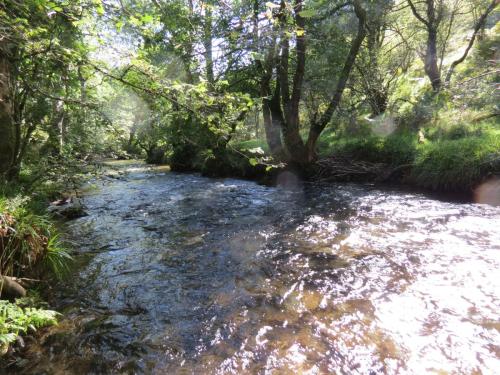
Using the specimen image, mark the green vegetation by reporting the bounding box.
[0,0,498,363]
[1,0,498,189]
[0,195,71,279]
[0,299,59,354]
[413,129,500,191]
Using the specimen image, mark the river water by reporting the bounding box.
[14,162,500,374]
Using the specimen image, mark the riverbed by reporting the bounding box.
[14,162,500,374]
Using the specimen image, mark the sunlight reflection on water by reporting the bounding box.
[15,163,500,375]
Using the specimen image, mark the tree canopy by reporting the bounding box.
[0,0,498,180]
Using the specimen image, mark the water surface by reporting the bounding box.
[15,162,500,374]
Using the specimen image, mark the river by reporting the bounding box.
[14,162,500,374]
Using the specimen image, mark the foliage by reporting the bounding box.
[0,193,72,279]
[412,129,500,191]
[0,299,59,355]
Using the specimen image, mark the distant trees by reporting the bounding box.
[0,37,15,178]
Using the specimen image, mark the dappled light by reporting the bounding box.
[369,115,397,137]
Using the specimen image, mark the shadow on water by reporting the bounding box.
[11,161,500,374]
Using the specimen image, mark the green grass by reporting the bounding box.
[412,131,500,191]
[318,132,418,166]
[319,127,499,192]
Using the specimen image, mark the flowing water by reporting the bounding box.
[14,162,500,374]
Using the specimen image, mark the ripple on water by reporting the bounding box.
[13,163,500,375]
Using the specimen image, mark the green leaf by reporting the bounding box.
[141,14,154,24]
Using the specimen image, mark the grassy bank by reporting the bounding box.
[230,120,499,194]
[317,122,499,192]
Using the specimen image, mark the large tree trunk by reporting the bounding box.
[262,81,284,156]
[255,0,283,157]
[0,43,15,179]
[277,0,308,163]
[407,0,443,91]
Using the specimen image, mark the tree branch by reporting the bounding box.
[407,0,430,27]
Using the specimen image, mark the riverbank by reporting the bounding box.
[1,145,496,366]
[0,160,97,359]
[217,125,500,203]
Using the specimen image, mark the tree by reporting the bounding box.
[444,0,498,85]
[354,0,413,117]
[407,0,498,91]
[0,37,15,178]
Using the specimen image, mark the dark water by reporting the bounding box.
[15,162,500,374]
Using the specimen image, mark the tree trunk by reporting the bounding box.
[425,28,442,91]
[407,1,443,91]
[445,0,498,85]
[264,81,285,156]
[0,43,15,179]
[255,0,284,157]
[305,0,367,162]
[50,100,65,154]
[277,0,308,163]
[203,4,215,86]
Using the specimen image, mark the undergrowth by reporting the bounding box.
[303,117,499,192]
[0,195,71,279]
[0,299,59,354]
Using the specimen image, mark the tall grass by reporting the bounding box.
[412,131,500,191]
[314,124,499,192]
